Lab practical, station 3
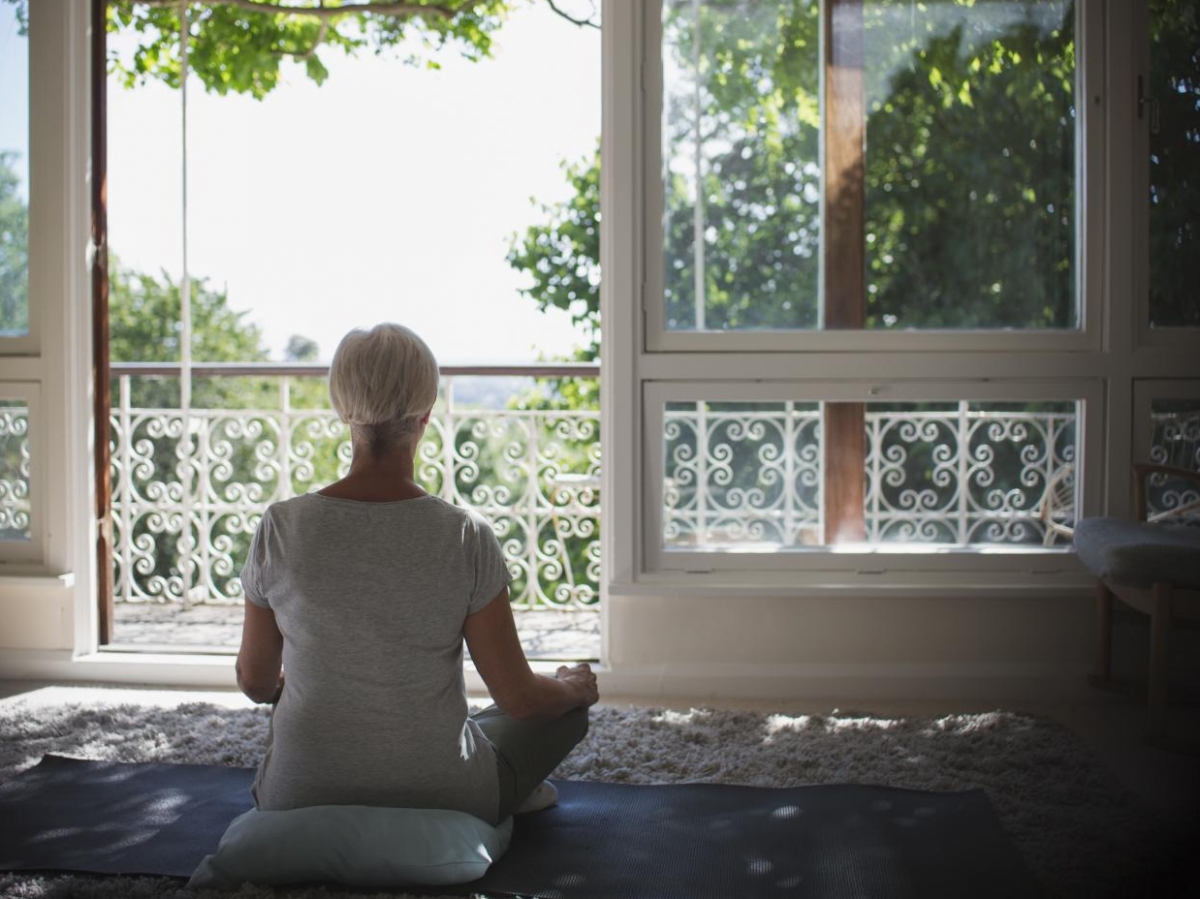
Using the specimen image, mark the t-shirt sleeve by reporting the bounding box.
[240,511,273,609]
[467,514,512,616]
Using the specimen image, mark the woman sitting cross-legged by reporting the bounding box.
[235,323,599,825]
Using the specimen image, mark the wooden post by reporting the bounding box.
[92,0,114,644]
[1093,580,1112,684]
[1148,582,1171,710]
[822,0,866,543]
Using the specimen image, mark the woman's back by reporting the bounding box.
[243,492,509,823]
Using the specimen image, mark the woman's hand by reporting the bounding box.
[465,588,599,719]
[556,663,599,708]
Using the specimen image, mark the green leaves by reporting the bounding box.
[105,0,514,99]
[507,144,602,361]
[0,152,29,335]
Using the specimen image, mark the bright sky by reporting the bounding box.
[98,2,600,364]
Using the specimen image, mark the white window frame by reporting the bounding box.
[0,0,92,653]
[641,0,1106,355]
[0,5,39,561]
[0,2,88,580]
[600,0,1200,594]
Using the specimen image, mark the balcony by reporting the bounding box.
[92,368,1199,654]
[107,363,601,659]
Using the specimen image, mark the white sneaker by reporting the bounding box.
[515,780,558,814]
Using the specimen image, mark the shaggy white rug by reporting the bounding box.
[0,688,1191,899]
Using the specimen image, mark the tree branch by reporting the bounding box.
[296,18,328,59]
[131,0,457,21]
[545,0,599,29]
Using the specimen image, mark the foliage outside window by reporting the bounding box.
[660,0,1077,333]
[1148,0,1199,329]
[0,2,28,338]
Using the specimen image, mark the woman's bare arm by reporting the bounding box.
[464,586,598,720]
[236,599,284,704]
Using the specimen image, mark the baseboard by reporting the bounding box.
[581,662,1094,703]
[0,649,1093,703]
[0,648,238,689]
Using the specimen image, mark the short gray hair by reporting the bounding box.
[329,324,439,455]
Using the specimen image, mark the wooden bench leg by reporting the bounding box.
[1148,582,1171,713]
[1093,580,1112,685]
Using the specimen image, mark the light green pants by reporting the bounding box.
[471,705,589,821]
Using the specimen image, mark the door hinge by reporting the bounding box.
[1137,75,1160,134]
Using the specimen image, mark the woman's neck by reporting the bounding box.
[317,445,428,502]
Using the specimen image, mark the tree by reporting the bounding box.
[4,0,597,100]
[0,152,28,335]
[1,0,600,102]
[103,0,515,100]
[507,145,600,363]
[284,334,319,362]
[1148,0,1200,327]
[507,0,1088,548]
[509,0,1081,340]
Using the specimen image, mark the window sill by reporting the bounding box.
[612,567,1094,598]
[0,571,74,589]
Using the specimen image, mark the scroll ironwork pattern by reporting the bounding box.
[110,373,600,610]
[1148,406,1200,523]
[664,400,1077,549]
[0,403,31,541]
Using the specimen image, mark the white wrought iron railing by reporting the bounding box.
[109,363,600,611]
[664,401,1079,548]
[0,402,31,541]
[104,369,1197,608]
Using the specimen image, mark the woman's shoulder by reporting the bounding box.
[267,493,483,523]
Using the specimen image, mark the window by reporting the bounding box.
[658,0,1077,336]
[610,0,1141,584]
[0,3,37,568]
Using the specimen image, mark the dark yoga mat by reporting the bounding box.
[477,780,1040,899]
[0,755,255,878]
[0,755,1040,898]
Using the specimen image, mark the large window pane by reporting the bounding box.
[1148,0,1200,329]
[662,0,821,331]
[662,398,1077,550]
[661,0,1077,333]
[864,0,1076,330]
[0,3,29,338]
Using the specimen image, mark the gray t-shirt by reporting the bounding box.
[241,492,510,824]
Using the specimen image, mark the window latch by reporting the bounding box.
[1137,75,1161,135]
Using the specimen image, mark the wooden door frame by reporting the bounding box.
[92,0,113,644]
